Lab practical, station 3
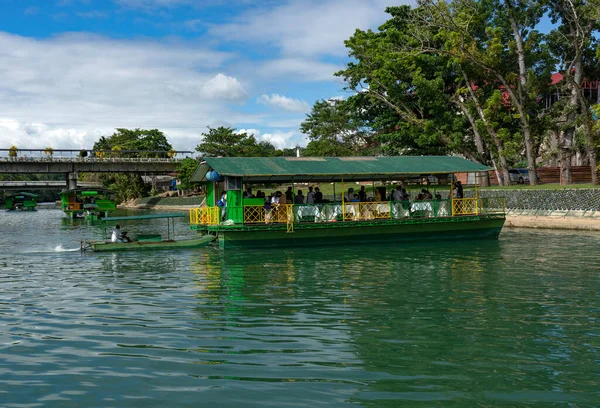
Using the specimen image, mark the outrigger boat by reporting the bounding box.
[59,188,116,220]
[189,156,506,250]
[81,213,215,252]
[5,192,38,211]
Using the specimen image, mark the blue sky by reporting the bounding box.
[0,0,406,151]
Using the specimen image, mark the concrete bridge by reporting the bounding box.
[0,148,194,189]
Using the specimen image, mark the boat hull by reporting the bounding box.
[90,235,215,252]
[216,217,505,249]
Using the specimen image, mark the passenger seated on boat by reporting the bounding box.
[278,190,287,205]
[346,188,354,202]
[265,192,281,224]
[421,189,433,200]
[111,224,128,243]
[350,194,360,202]
[392,186,403,201]
[243,188,254,198]
[295,190,305,204]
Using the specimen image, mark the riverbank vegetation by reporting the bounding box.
[83,128,173,202]
[299,1,600,187]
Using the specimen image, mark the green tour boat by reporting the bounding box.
[189,156,506,250]
[5,192,38,211]
[81,213,215,252]
[59,188,116,220]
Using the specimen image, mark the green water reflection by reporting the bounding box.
[0,209,599,406]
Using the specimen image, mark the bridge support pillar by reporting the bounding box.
[66,173,78,190]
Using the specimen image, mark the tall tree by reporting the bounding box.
[94,128,172,157]
[196,127,276,157]
[335,6,480,159]
[300,98,373,154]
[547,0,600,184]
[412,0,554,184]
[176,158,201,191]
[92,128,173,200]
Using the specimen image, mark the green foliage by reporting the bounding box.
[176,158,200,190]
[196,126,276,157]
[300,98,373,154]
[101,173,149,203]
[92,128,172,200]
[93,128,172,158]
[302,139,355,157]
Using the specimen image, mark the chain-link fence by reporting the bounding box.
[464,189,600,217]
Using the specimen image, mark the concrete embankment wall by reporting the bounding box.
[475,188,600,231]
[505,215,600,231]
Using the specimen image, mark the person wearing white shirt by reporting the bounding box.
[111,224,122,243]
[392,186,403,201]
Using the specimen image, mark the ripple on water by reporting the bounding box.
[1,213,600,406]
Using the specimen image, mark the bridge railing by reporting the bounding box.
[0,149,196,163]
[1,156,188,163]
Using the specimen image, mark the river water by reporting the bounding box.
[1,208,599,407]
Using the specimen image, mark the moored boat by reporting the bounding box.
[189,156,506,250]
[5,192,38,211]
[82,213,215,252]
[59,188,116,220]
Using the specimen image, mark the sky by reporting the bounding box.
[0,0,408,152]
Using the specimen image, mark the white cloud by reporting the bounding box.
[202,73,247,101]
[236,128,261,137]
[260,131,297,149]
[258,58,343,82]
[210,0,407,57]
[257,94,309,112]
[0,119,106,150]
[0,31,257,151]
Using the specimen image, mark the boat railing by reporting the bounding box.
[194,206,220,225]
[189,197,506,227]
[477,196,506,215]
[452,198,479,216]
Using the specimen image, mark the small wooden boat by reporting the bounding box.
[81,213,215,252]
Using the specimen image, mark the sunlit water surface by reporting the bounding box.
[1,209,599,407]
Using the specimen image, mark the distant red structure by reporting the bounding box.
[543,73,600,108]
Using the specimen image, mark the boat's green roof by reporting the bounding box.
[101,213,187,222]
[7,192,38,198]
[60,188,114,196]
[191,156,491,182]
